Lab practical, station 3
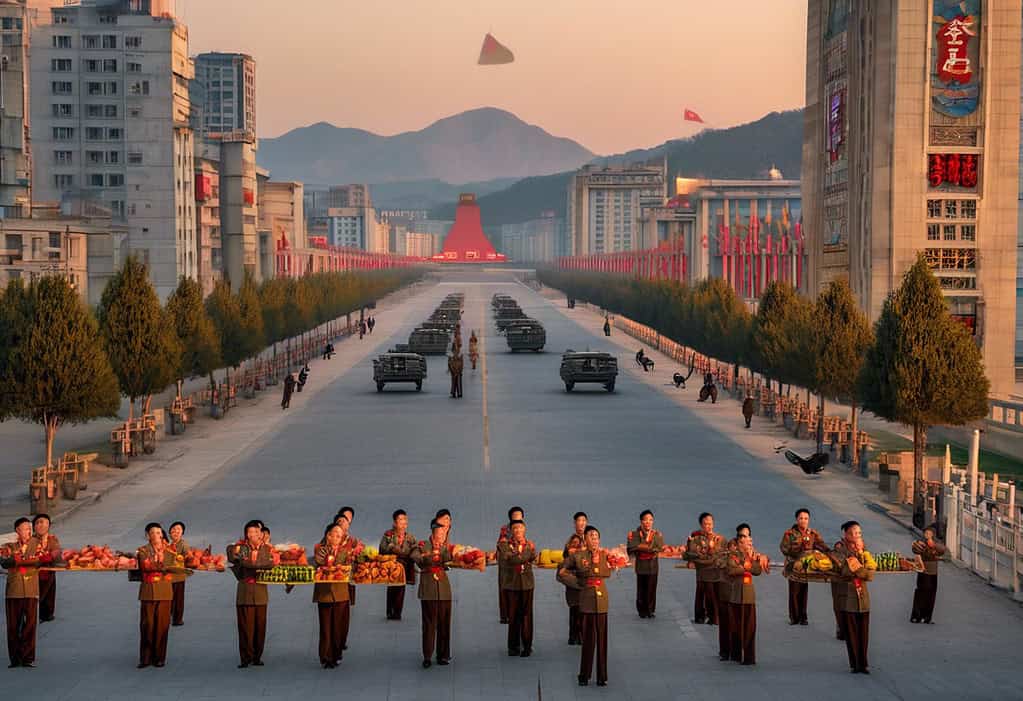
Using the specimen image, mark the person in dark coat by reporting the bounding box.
[910,525,946,624]
[368,317,375,334]
[281,373,295,410]
[32,515,60,623]
[603,317,611,337]
[359,320,366,339]
[742,395,755,428]
[297,365,309,392]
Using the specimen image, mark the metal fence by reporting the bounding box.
[944,485,1023,600]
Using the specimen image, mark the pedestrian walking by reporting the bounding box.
[313,524,353,668]
[626,510,663,618]
[831,521,872,674]
[412,522,455,668]
[297,364,309,393]
[136,523,176,668]
[499,520,535,657]
[779,508,827,625]
[368,317,375,334]
[603,317,611,337]
[724,526,763,665]
[359,320,366,339]
[910,525,945,624]
[742,395,755,428]
[281,373,295,410]
[379,510,416,621]
[684,513,724,625]
[31,515,59,623]
[226,520,277,668]
[2,517,49,668]
[447,352,464,398]
[558,525,613,687]
[167,521,189,626]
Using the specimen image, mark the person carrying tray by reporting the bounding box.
[412,521,455,669]
[379,509,416,621]
[910,525,946,624]
[562,512,588,645]
[831,521,873,674]
[558,525,614,687]
[626,509,664,619]
[32,515,60,624]
[2,517,53,668]
[136,522,177,668]
[167,521,189,627]
[226,520,278,668]
[684,512,725,625]
[313,524,354,668]
[723,525,763,665]
[498,519,536,657]
[779,508,828,626]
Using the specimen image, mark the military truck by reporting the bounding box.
[559,351,618,392]
[505,320,546,352]
[373,352,427,392]
[407,327,451,355]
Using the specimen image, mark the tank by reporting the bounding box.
[505,320,546,352]
[559,351,618,393]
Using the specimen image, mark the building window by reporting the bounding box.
[129,107,142,118]
[107,128,122,140]
[54,150,73,164]
[82,35,98,49]
[111,200,125,218]
[107,151,120,164]
[51,81,72,95]
[926,199,942,218]
[51,58,72,72]
[88,173,104,187]
[125,36,141,48]
[108,174,124,187]
[52,103,73,117]
[944,200,957,219]
[87,82,102,95]
[128,152,143,165]
[102,35,117,49]
[86,104,103,118]
[48,233,61,249]
[925,247,976,270]
[86,151,102,164]
[53,126,74,140]
[960,200,977,219]
[105,104,117,118]
[106,81,118,95]
[55,174,73,188]
[943,224,956,241]
[129,80,150,96]
[85,127,103,140]
[927,223,941,241]
[127,62,142,73]
[84,59,99,72]
[52,36,71,49]
[960,224,976,242]
[98,14,117,24]
[103,59,117,72]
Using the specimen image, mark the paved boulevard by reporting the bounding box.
[7,271,1023,700]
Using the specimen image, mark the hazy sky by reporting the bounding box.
[178,0,807,155]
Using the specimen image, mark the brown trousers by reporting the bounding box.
[716,584,732,658]
[568,604,582,643]
[171,582,185,625]
[386,585,406,620]
[729,603,756,664]
[236,604,267,664]
[38,571,56,621]
[842,611,870,671]
[348,583,356,607]
[911,573,938,622]
[450,373,463,398]
[831,583,844,639]
[139,601,170,666]
[317,602,350,664]
[506,588,533,652]
[635,572,657,617]
[5,597,37,665]
[694,580,719,624]
[579,612,608,683]
[788,581,808,623]
[498,581,509,621]
[421,600,452,662]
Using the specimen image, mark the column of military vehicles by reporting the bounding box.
[491,294,546,352]
[371,292,465,392]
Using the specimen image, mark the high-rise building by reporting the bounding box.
[190,52,255,142]
[328,183,370,209]
[567,162,667,255]
[802,0,1019,396]
[30,0,196,299]
[193,153,220,295]
[326,207,368,249]
[0,1,32,217]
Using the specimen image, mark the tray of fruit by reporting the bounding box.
[536,549,565,569]
[450,545,487,571]
[274,543,308,566]
[183,546,227,572]
[658,544,686,559]
[871,551,924,573]
[48,546,135,571]
[351,559,405,585]
[605,546,630,570]
[257,565,316,585]
[315,565,352,583]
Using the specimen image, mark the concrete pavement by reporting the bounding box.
[3,270,1021,700]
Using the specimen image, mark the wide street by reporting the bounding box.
[7,270,1022,701]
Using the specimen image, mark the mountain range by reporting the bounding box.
[258,108,595,186]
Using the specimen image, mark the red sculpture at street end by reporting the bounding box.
[432,194,507,263]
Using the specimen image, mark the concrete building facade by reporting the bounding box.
[190,51,254,142]
[30,0,196,299]
[567,162,667,255]
[0,1,32,217]
[193,153,219,294]
[499,212,565,263]
[802,0,1020,396]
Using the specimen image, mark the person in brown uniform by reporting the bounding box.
[910,525,946,624]
[831,521,873,674]
[563,512,588,645]
[167,521,189,626]
[684,512,725,624]
[434,509,453,544]
[496,506,524,624]
[448,351,464,398]
[723,526,763,665]
[499,519,536,656]
[226,520,278,668]
[411,521,455,668]
[627,509,664,619]
[779,508,828,626]
[715,524,747,661]
[32,515,60,623]
[313,523,353,668]
[742,395,755,428]
[2,518,51,667]
[335,507,358,607]
[558,525,613,687]
[136,522,177,668]
[379,509,416,621]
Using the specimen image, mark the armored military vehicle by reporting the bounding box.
[505,320,546,352]
[373,352,427,392]
[407,327,451,355]
[559,351,618,392]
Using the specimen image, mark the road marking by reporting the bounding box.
[481,299,490,472]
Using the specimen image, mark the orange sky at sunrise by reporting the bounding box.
[177,0,808,155]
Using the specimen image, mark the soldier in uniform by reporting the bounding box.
[910,525,946,624]
[167,521,189,626]
[468,331,479,370]
[32,515,60,623]
[313,523,354,668]
[627,509,664,619]
[2,517,51,667]
[684,512,725,624]
[447,351,464,398]
[831,521,872,674]
[558,525,613,687]
[411,521,455,668]
[498,519,536,656]
[335,507,357,607]
[136,522,177,668]
[779,508,828,625]
[563,512,588,645]
[496,506,524,624]
[226,520,278,668]
[723,526,763,665]
[434,509,453,543]
[716,524,746,661]
[379,509,416,621]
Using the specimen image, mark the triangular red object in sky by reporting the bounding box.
[683,109,705,123]
[478,32,515,65]
[433,194,506,263]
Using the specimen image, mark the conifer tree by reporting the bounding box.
[166,277,221,395]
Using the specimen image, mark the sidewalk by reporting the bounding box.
[0,278,438,535]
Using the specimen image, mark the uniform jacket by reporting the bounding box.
[379,529,417,586]
[779,526,828,563]
[2,537,48,599]
[448,355,464,374]
[562,533,585,606]
[411,540,454,601]
[742,397,755,417]
[684,530,725,582]
[723,549,763,605]
[168,538,190,584]
[136,544,177,601]
[226,541,275,606]
[313,542,353,603]
[557,548,613,614]
[35,533,61,581]
[831,539,873,613]
[498,539,536,591]
[912,539,946,576]
[627,527,664,575]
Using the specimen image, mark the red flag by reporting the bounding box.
[478,33,515,65]
[683,109,704,124]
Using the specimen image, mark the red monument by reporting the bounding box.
[432,193,507,263]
